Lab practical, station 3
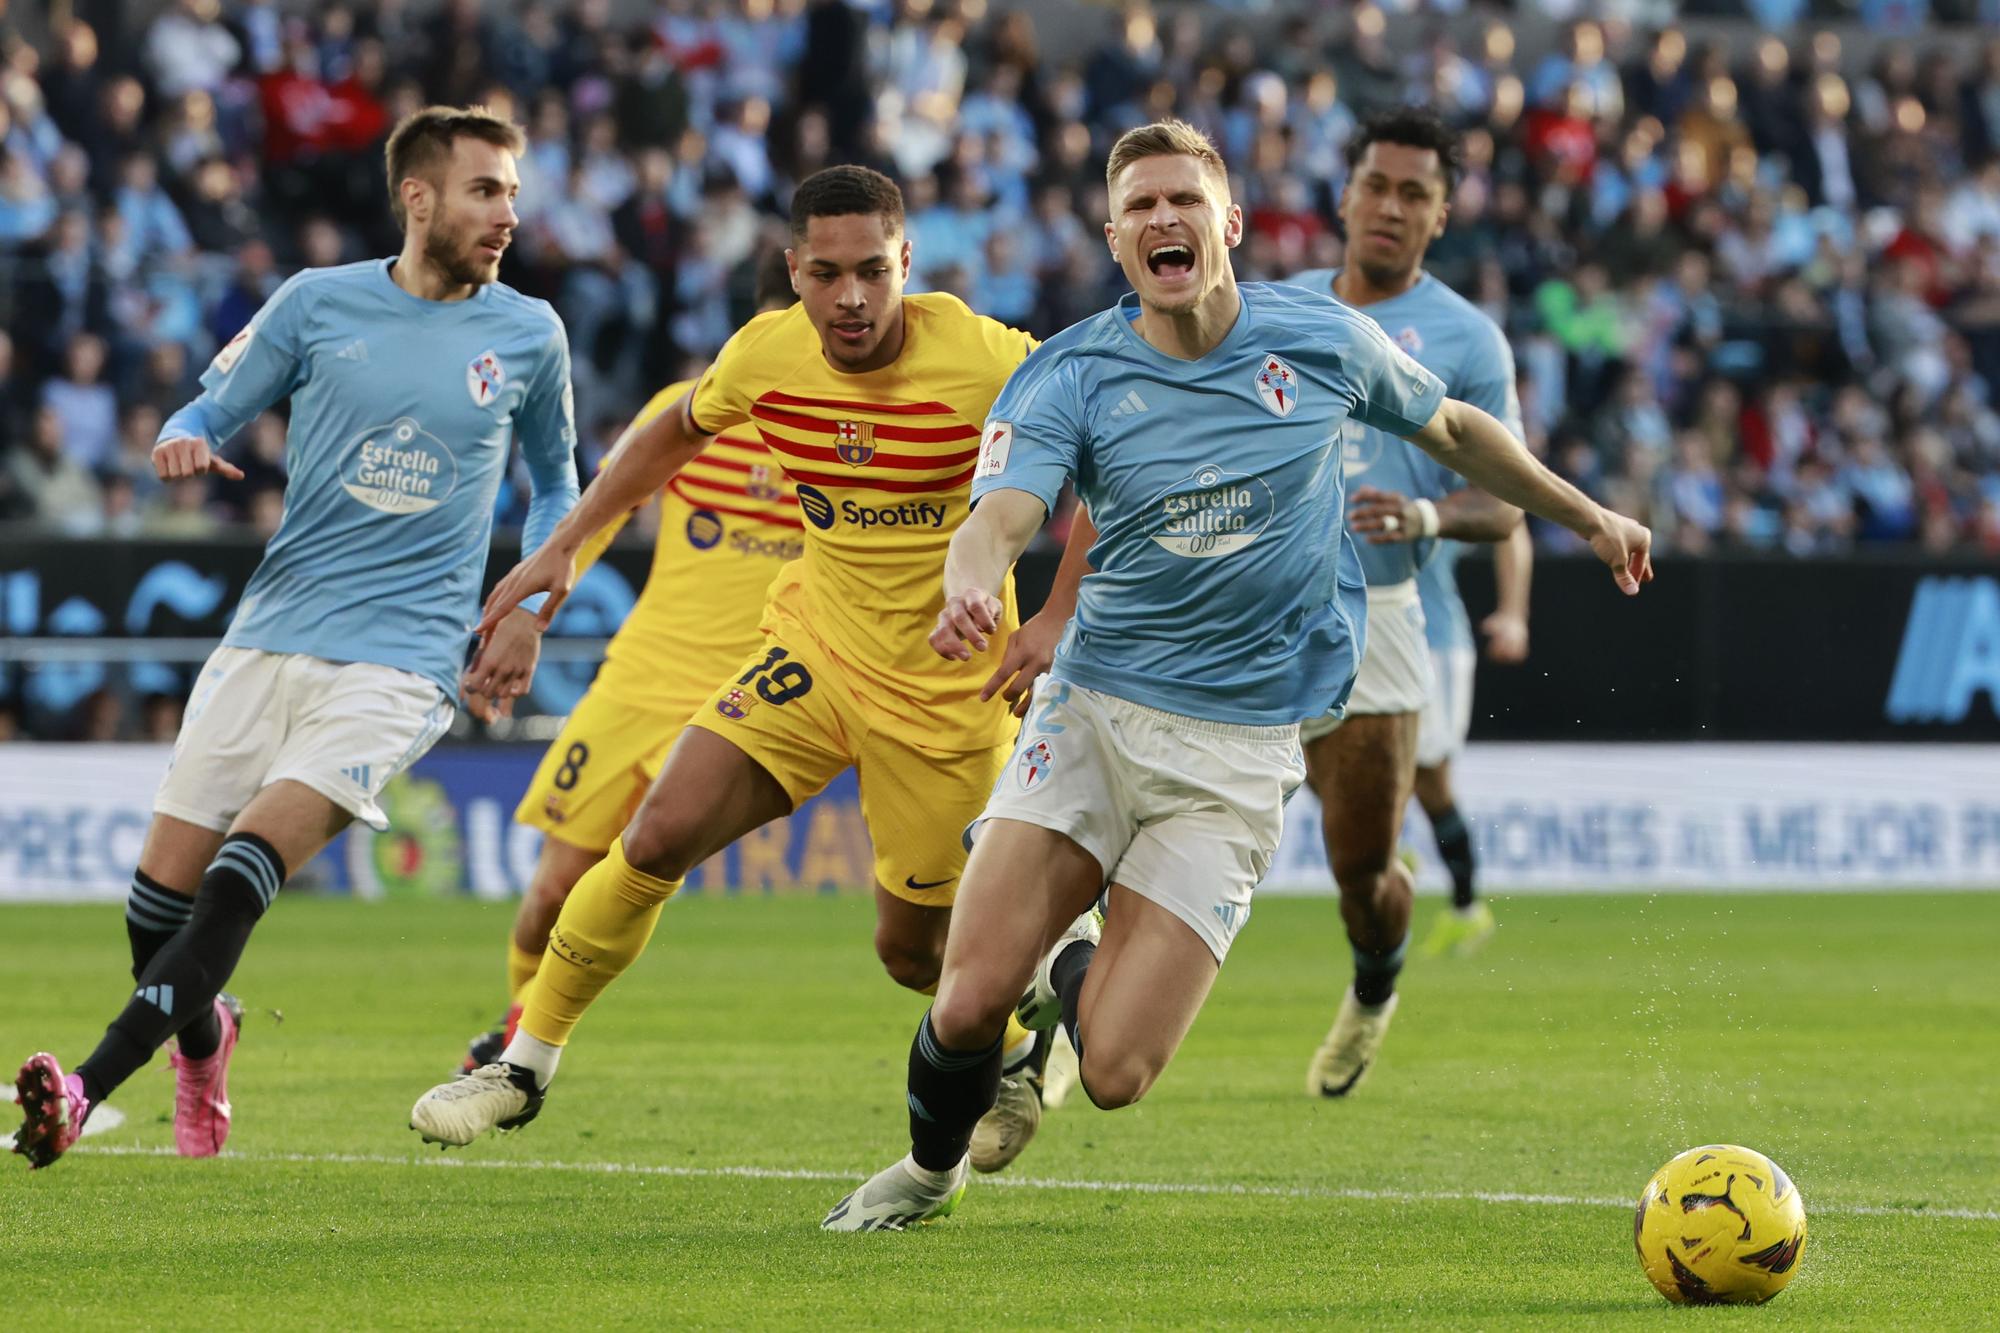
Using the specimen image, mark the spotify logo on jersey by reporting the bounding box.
[686,510,724,549]
[796,484,836,530]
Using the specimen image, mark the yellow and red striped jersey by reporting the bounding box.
[576,379,801,714]
[689,294,1036,750]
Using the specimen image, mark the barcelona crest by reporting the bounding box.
[715,687,756,720]
[835,419,876,466]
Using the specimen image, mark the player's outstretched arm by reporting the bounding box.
[1482,521,1533,663]
[1404,399,1652,595]
[982,504,1096,715]
[156,277,319,483]
[480,390,711,633]
[152,430,245,482]
[933,487,1047,661]
[1347,484,1520,546]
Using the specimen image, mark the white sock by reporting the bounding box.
[900,1153,958,1193]
[501,1031,562,1088]
[1001,1029,1036,1073]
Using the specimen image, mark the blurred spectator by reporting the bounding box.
[144,0,242,100]
[5,404,103,531]
[40,333,118,471]
[144,476,221,538]
[141,693,185,744]
[0,0,1992,565]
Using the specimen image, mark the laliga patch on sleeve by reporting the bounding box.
[976,421,1013,478]
[211,326,253,375]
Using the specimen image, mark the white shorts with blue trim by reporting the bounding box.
[155,646,454,833]
[1301,579,1432,742]
[1416,642,1477,768]
[972,679,1305,963]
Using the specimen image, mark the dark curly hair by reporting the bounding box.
[1344,106,1465,196]
[789,165,905,241]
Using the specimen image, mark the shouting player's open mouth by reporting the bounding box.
[830,318,874,346]
[1146,241,1196,289]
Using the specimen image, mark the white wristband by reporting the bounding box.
[1412,497,1440,539]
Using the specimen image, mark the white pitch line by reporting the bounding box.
[59,1144,2000,1222]
[0,1103,124,1152]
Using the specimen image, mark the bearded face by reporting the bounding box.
[409,135,519,292]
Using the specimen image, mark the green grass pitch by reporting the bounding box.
[3,890,1996,1329]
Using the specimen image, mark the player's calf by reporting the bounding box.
[73,833,283,1109]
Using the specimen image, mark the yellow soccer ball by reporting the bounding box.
[1634,1144,1808,1304]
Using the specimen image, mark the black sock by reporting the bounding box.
[125,871,224,1060]
[1351,934,1407,1009]
[1430,806,1477,909]
[125,870,192,976]
[1052,939,1096,1060]
[77,834,283,1104]
[906,1013,1002,1172]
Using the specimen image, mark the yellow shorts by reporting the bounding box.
[515,687,698,853]
[689,631,1008,907]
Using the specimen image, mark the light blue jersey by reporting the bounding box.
[1417,538,1472,652]
[162,259,581,696]
[973,283,1446,725]
[1285,270,1520,595]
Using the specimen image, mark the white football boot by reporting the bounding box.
[1305,988,1399,1098]
[409,1063,544,1147]
[821,1154,969,1232]
[969,1061,1042,1174]
[1016,908,1103,1032]
[1039,1025,1080,1110]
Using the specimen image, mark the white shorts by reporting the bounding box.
[155,647,455,834]
[1301,580,1431,741]
[974,679,1306,963]
[1416,642,1476,769]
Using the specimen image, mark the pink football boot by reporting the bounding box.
[170,993,243,1157]
[12,1053,90,1169]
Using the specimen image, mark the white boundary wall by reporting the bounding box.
[3,743,1997,901]
[1271,743,2000,892]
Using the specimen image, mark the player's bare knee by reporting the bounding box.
[1331,848,1396,898]
[875,934,942,993]
[619,812,700,881]
[928,982,1013,1050]
[1079,1049,1158,1110]
[527,865,578,913]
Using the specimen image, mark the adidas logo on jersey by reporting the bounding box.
[341,764,373,790]
[336,339,369,362]
[1110,389,1149,418]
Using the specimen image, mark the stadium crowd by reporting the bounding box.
[0,0,1997,560]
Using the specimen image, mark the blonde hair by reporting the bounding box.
[1104,118,1229,193]
[384,105,526,230]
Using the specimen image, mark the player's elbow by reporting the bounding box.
[1413,400,1472,466]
